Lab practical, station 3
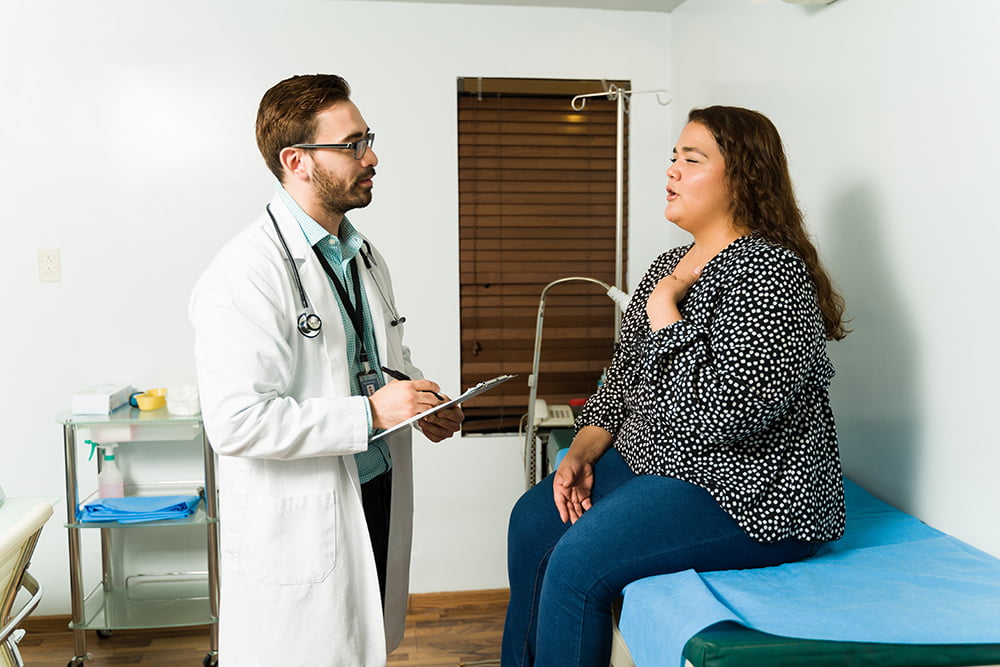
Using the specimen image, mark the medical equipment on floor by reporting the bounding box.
[570,84,670,331]
[86,440,124,499]
[523,276,630,488]
[522,85,669,488]
[266,203,406,338]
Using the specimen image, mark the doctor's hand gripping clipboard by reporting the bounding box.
[370,374,516,443]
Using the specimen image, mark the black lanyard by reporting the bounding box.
[312,247,372,371]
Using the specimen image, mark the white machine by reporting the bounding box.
[533,400,575,428]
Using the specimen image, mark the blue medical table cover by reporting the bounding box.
[618,478,1000,667]
[80,495,201,524]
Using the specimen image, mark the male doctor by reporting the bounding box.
[189,74,463,666]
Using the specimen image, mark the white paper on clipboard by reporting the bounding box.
[369,374,516,443]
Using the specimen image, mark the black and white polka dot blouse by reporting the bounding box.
[578,234,846,543]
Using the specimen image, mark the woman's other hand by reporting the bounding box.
[552,425,613,524]
[553,452,595,524]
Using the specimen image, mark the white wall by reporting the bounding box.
[0,0,672,614]
[9,0,995,620]
[670,0,1000,555]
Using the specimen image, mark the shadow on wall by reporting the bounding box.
[823,184,922,512]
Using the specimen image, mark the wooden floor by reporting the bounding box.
[14,589,507,667]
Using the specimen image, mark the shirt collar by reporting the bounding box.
[274,183,363,261]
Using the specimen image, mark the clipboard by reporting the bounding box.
[369,374,516,443]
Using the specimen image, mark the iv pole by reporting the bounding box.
[570,85,672,333]
[522,85,671,489]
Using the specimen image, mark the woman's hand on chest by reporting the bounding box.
[646,263,703,331]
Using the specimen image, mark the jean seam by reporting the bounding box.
[520,542,558,667]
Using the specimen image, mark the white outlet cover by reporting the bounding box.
[38,248,61,282]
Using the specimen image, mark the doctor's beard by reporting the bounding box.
[313,162,376,218]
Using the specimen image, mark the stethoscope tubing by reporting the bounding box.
[265,203,405,339]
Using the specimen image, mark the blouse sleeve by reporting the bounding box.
[642,245,828,447]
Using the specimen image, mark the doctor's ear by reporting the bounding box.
[279,147,311,182]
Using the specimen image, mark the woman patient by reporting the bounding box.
[502,106,850,667]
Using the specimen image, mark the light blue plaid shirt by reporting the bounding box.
[276,186,391,484]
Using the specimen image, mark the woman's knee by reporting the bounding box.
[542,529,619,605]
[508,477,564,561]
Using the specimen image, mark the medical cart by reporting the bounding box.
[58,407,219,667]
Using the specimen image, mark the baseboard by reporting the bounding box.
[17,615,71,633]
[407,588,510,611]
[21,590,511,633]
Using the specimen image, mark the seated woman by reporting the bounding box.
[501,106,850,667]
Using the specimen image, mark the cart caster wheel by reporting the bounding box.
[203,653,218,666]
[96,628,113,639]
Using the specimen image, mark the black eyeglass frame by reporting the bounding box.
[290,132,375,160]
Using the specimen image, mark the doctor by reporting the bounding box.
[190,74,463,666]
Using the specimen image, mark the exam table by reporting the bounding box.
[608,478,1000,667]
[1,498,54,667]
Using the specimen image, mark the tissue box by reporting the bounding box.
[72,383,133,414]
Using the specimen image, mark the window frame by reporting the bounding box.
[457,77,630,434]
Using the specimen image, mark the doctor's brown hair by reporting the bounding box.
[688,105,849,341]
[256,74,352,181]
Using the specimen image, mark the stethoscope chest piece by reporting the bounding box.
[297,310,323,338]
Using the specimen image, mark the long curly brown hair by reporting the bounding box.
[688,106,849,341]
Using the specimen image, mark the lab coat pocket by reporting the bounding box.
[241,490,338,585]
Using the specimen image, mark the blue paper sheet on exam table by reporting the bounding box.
[619,479,1000,667]
[80,495,201,524]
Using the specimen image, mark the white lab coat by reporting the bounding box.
[189,195,417,666]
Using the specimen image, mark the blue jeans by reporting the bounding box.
[501,448,817,667]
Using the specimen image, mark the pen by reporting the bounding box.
[380,366,445,401]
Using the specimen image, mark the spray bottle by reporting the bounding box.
[86,439,125,498]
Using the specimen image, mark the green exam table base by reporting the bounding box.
[681,622,1000,667]
[609,615,1000,667]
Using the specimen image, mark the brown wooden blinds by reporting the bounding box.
[458,78,629,434]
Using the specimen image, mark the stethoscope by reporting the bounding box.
[266,204,406,339]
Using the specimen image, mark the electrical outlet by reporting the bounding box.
[39,248,61,282]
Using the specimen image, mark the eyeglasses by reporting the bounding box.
[291,132,375,160]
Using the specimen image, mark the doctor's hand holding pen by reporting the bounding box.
[368,372,464,443]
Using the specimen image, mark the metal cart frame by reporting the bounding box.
[59,409,219,667]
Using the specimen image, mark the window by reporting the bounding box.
[458,77,629,434]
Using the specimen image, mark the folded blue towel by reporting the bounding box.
[80,495,201,524]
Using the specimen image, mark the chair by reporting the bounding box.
[1,501,53,667]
